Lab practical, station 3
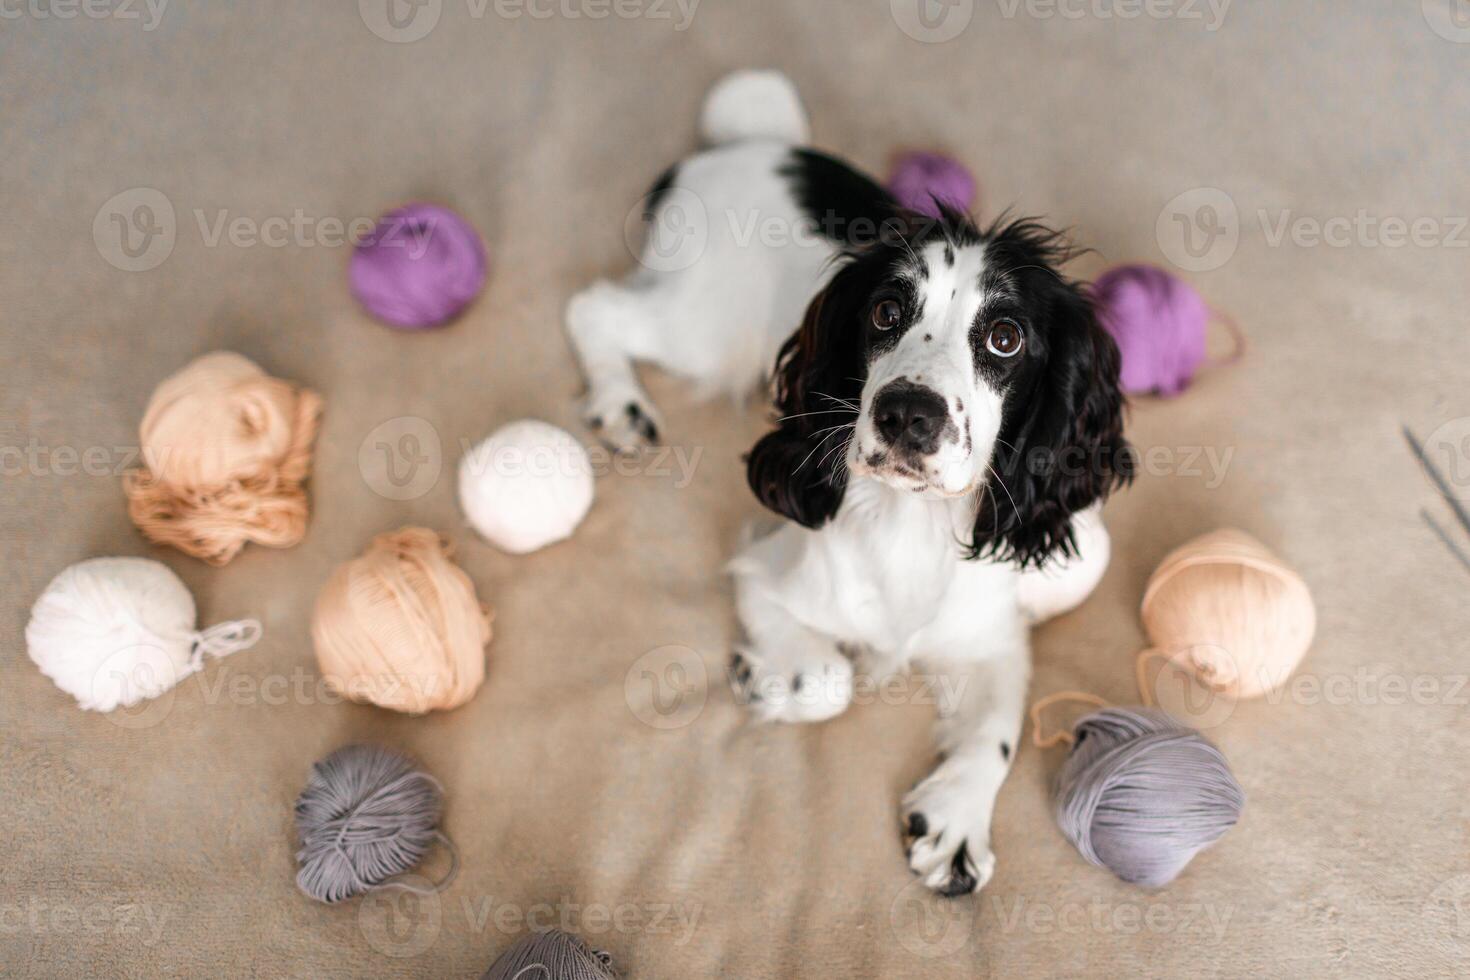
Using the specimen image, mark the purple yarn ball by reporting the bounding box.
[887,152,978,218]
[1092,265,1209,397]
[350,203,488,330]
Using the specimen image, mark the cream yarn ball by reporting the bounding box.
[458,420,595,554]
[124,350,323,566]
[25,557,261,711]
[1139,528,1316,700]
[311,528,492,714]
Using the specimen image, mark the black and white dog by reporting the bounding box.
[567,71,1131,895]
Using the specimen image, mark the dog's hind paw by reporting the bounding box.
[585,391,661,454]
[727,646,852,724]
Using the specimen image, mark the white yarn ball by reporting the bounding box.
[459,420,595,554]
[25,557,260,711]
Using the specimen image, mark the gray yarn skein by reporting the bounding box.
[295,744,458,904]
[1054,707,1245,887]
[482,930,618,980]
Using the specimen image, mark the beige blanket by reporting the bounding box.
[3,2,1467,976]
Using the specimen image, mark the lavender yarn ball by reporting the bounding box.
[350,203,487,330]
[483,930,618,980]
[1053,708,1245,888]
[294,744,454,904]
[887,152,977,217]
[1092,265,1210,397]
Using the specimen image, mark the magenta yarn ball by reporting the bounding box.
[1092,265,1210,397]
[887,152,978,217]
[349,204,488,330]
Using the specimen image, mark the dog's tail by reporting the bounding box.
[699,69,810,147]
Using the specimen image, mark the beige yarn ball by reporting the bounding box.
[312,528,492,714]
[1139,528,1316,700]
[124,351,323,566]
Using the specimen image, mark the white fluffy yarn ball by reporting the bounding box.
[459,420,595,555]
[25,557,261,711]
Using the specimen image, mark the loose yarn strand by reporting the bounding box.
[368,831,460,897]
[1029,691,1110,748]
[1203,306,1248,369]
[1134,647,1201,709]
[192,618,263,666]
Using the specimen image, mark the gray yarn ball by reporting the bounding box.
[1054,707,1245,887]
[482,930,617,980]
[294,744,451,904]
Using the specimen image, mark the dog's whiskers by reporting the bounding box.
[815,392,860,411]
[795,422,855,473]
[777,407,859,423]
[816,429,854,472]
[983,460,1021,522]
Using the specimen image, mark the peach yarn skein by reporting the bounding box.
[124,351,323,566]
[1137,528,1316,701]
[312,528,492,714]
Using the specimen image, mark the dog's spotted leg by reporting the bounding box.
[901,644,1029,896]
[566,279,666,453]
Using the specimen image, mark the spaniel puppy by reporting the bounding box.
[566,71,1131,895]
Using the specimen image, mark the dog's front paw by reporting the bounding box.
[728,646,852,724]
[901,772,996,897]
[584,390,661,454]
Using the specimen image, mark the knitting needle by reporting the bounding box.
[1402,425,1470,539]
[1421,508,1470,577]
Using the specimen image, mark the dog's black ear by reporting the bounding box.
[971,280,1133,567]
[747,262,868,528]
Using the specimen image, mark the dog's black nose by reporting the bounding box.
[874,384,948,455]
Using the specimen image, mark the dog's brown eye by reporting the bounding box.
[872,299,903,331]
[986,319,1024,357]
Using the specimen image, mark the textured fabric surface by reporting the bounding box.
[3,2,1467,977]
